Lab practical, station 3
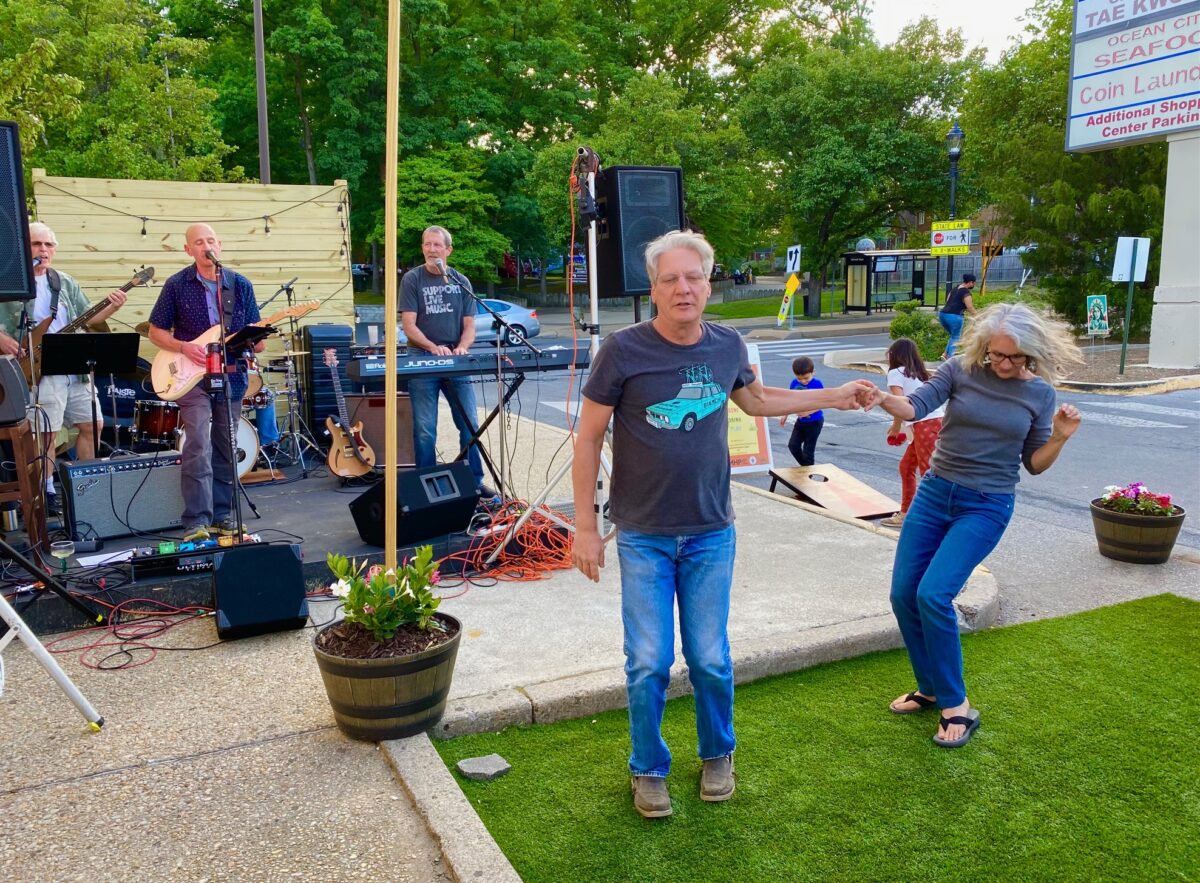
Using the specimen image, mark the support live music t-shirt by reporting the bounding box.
[399,266,474,350]
[583,321,755,536]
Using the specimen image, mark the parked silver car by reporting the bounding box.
[472,299,541,346]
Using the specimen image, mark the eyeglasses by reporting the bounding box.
[986,350,1028,366]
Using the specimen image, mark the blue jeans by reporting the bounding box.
[255,400,279,446]
[890,474,1014,709]
[938,311,964,357]
[178,386,235,526]
[408,376,484,487]
[616,526,737,777]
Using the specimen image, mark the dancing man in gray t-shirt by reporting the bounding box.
[572,230,874,819]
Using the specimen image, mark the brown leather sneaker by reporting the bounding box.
[700,756,735,802]
[630,776,672,818]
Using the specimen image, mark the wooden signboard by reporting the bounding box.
[769,463,898,520]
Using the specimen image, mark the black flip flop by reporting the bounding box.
[890,692,936,715]
[932,708,981,748]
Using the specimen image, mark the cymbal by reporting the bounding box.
[279,350,310,357]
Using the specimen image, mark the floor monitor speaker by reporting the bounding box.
[348,462,479,548]
[595,166,685,298]
[212,543,309,640]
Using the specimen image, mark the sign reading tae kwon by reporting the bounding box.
[1067,0,1200,152]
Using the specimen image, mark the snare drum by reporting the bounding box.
[242,385,275,411]
[133,400,181,445]
[176,416,260,479]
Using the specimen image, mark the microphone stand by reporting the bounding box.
[206,257,245,541]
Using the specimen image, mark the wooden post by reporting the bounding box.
[383,0,402,569]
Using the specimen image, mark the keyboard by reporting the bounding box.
[346,345,590,382]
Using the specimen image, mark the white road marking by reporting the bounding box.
[1075,411,1185,429]
[1082,401,1199,420]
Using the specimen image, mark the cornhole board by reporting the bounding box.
[768,464,898,519]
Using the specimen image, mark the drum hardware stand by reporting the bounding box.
[100,373,136,455]
[1,588,104,731]
[485,149,612,566]
[272,337,322,477]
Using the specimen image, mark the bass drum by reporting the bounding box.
[176,417,260,479]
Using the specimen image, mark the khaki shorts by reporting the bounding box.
[30,374,102,434]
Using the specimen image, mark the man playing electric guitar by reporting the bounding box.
[148,223,265,542]
[0,222,129,515]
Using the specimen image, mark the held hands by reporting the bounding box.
[572,528,606,583]
[1051,403,1082,441]
[829,380,883,412]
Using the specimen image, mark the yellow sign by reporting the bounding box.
[728,345,773,475]
[931,219,970,231]
[931,244,970,256]
[776,273,800,326]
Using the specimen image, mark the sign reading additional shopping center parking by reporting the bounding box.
[728,344,773,475]
[931,220,971,255]
[1067,0,1200,152]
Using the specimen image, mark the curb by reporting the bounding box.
[382,734,523,883]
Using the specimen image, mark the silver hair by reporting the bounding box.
[644,230,714,285]
[958,302,1084,382]
[29,221,56,245]
[423,225,452,248]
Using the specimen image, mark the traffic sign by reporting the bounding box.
[931,226,971,255]
[786,245,802,274]
[931,220,970,231]
[777,273,800,326]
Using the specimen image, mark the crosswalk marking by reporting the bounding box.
[1082,401,1200,420]
[1075,411,1185,429]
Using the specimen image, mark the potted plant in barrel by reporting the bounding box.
[1090,482,1187,565]
[313,546,461,740]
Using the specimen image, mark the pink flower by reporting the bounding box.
[367,565,383,580]
[363,604,375,614]
[430,570,442,585]
[1156,493,1172,507]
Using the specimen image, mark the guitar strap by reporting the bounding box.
[46,269,63,321]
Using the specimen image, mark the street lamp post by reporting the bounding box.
[945,122,964,302]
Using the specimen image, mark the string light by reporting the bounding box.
[140,217,148,239]
[263,215,272,237]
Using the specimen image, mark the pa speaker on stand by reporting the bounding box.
[0,121,35,302]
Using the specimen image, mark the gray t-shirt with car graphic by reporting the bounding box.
[583,321,756,536]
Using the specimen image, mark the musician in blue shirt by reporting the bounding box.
[149,223,262,541]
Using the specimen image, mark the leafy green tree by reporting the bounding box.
[963,0,1165,332]
[740,19,983,293]
[0,36,81,155]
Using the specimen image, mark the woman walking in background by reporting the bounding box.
[863,304,1083,748]
[938,273,977,359]
[880,340,944,530]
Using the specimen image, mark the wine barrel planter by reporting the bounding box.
[313,613,461,741]
[1090,501,1186,565]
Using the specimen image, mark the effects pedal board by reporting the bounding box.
[129,535,263,580]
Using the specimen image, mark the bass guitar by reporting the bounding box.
[23,266,155,385]
[323,348,376,478]
[150,300,319,401]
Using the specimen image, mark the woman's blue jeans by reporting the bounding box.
[616,526,737,777]
[938,311,965,357]
[890,474,1014,709]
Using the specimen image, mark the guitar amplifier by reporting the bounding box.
[300,324,354,434]
[58,453,185,540]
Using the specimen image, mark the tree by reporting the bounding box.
[0,36,81,155]
[740,19,982,293]
[963,0,1165,332]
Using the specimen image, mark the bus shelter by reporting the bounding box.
[841,249,940,314]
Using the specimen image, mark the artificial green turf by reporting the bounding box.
[435,594,1200,882]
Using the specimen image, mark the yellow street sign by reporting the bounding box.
[777,274,800,325]
[931,244,970,256]
[932,220,970,231]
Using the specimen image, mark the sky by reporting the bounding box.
[870,0,1038,61]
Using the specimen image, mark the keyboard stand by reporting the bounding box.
[448,373,526,496]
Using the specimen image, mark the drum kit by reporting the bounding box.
[115,323,321,479]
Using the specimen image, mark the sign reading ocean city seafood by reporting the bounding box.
[1068,0,1200,151]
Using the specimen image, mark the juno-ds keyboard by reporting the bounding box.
[346,344,590,382]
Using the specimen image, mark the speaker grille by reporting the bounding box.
[58,453,185,539]
[300,324,354,433]
[596,167,684,298]
[0,122,34,300]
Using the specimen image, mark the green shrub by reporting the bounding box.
[889,300,948,362]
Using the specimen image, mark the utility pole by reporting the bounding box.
[253,0,271,183]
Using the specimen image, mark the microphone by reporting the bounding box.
[31,257,42,268]
[204,249,220,264]
[281,276,298,290]
[435,258,450,284]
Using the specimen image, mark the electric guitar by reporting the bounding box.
[150,300,319,401]
[323,348,376,478]
[23,266,155,385]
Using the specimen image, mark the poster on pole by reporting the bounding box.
[1086,294,1110,337]
[728,343,773,475]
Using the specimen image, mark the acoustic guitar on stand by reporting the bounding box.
[150,300,319,401]
[23,266,155,385]
[323,348,376,478]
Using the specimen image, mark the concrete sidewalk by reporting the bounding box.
[1,410,993,882]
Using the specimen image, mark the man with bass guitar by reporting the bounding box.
[0,222,129,515]
[148,223,266,542]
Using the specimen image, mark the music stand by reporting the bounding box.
[40,333,141,458]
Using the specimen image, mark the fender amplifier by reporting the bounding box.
[58,453,185,539]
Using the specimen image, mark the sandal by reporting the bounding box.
[889,691,936,715]
[932,708,981,748]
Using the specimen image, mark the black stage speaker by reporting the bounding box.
[349,462,479,548]
[300,323,354,434]
[212,543,309,640]
[0,356,29,424]
[58,453,185,539]
[595,166,685,298]
[345,392,415,468]
[0,121,35,302]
